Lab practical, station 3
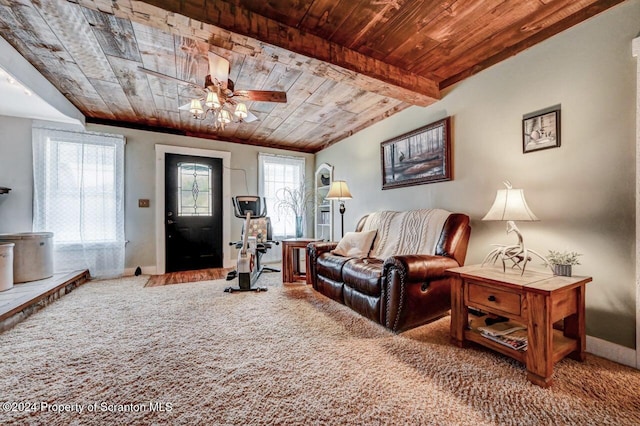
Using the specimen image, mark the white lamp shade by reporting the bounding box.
[325,180,353,200]
[482,188,539,221]
[189,99,204,115]
[205,91,221,108]
[234,103,248,119]
[219,109,231,123]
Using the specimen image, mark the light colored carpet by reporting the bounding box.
[0,273,639,425]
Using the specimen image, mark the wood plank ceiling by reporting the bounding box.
[0,0,625,153]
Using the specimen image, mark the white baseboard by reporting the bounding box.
[586,335,637,368]
[123,265,157,276]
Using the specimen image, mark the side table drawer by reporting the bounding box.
[467,281,521,316]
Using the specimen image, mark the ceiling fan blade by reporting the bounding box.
[208,52,230,88]
[244,110,258,123]
[138,66,201,89]
[233,90,287,103]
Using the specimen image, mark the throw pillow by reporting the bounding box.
[247,218,268,243]
[331,230,377,258]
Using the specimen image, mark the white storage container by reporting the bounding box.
[0,243,14,291]
[0,233,54,283]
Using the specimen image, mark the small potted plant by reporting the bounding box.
[545,250,582,277]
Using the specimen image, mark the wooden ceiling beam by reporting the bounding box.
[126,0,440,107]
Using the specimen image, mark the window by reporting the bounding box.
[177,162,213,217]
[258,153,305,238]
[32,127,125,278]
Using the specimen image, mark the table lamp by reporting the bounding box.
[482,181,547,274]
[325,180,352,238]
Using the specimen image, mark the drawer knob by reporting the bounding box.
[487,295,496,302]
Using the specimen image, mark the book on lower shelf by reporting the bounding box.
[477,321,528,351]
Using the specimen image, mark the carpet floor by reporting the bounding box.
[0,273,639,425]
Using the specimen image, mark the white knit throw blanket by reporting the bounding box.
[362,209,451,259]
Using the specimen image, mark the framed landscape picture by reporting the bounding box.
[523,105,561,153]
[380,117,452,190]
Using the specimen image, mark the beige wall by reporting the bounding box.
[0,116,33,233]
[316,1,638,348]
[92,125,314,268]
[0,119,314,271]
[87,124,315,270]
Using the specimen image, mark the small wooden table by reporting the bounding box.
[282,238,322,283]
[447,265,591,387]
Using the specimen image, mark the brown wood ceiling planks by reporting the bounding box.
[0,0,627,153]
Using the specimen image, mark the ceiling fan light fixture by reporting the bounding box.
[165,52,287,132]
[234,103,248,119]
[205,91,221,108]
[189,99,204,116]
[219,109,232,124]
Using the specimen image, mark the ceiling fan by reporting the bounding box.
[139,51,287,130]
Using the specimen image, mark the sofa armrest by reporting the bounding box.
[383,254,460,282]
[307,242,338,259]
[382,254,461,332]
[306,242,338,288]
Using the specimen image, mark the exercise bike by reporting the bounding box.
[224,196,279,293]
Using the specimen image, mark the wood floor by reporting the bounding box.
[145,268,232,287]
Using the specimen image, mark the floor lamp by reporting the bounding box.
[325,180,352,238]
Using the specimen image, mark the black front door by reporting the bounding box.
[165,153,223,272]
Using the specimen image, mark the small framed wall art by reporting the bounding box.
[380,117,452,190]
[522,105,561,153]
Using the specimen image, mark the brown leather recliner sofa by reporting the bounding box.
[307,209,471,333]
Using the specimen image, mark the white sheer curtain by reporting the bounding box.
[32,127,125,278]
[258,153,306,238]
[258,153,306,264]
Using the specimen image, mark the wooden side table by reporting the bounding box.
[282,238,321,283]
[447,265,592,387]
